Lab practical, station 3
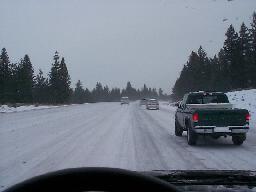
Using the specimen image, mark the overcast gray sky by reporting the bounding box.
[0,0,255,93]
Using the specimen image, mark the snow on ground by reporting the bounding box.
[0,105,68,113]
[227,89,256,122]
[0,90,256,191]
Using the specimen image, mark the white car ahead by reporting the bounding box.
[121,97,130,105]
[146,99,159,110]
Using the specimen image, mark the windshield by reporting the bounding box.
[1,0,256,191]
[187,94,229,104]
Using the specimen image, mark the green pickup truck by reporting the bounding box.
[175,91,250,145]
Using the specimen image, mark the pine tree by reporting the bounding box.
[186,51,201,91]
[172,63,189,98]
[173,48,211,97]
[48,51,71,103]
[17,54,34,103]
[109,88,121,101]
[34,69,49,103]
[124,81,137,100]
[208,55,219,91]
[72,80,85,104]
[84,88,93,103]
[94,82,103,102]
[152,88,158,98]
[249,12,256,87]
[103,85,110,101]
[223,25,240,89]
[238,23,251,88]
[158,88,163,99]
[0,48,11,103]
[216,48,230,91]
[49,51,61,103]
[197,46,210,90]
[142,84,148,98]
[59,57,71,103]
[173,12,256,98]
[9,62,20,103]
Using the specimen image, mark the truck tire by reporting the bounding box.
[232,134,246,145]
[175,119,183,136]
[187,126,197,146]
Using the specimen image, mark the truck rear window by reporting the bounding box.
[187,94,229,104]
[148,100,158,104]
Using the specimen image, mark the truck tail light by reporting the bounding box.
[192,113,199,122]
[246,113,250,121]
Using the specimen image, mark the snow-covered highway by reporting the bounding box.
[1,102,256,190]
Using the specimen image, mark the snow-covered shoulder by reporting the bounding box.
[0,104,67,113]
[227,89,256,121]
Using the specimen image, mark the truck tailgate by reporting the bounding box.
[197,109,248,127]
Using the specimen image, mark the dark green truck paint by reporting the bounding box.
[175,92,250,145]
[194,109,248,127]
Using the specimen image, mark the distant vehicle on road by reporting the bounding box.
[140,98,147,106]
[121,97,129,105]
[146,99,159,110]
[175,91,250,145]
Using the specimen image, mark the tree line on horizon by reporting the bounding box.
[72,81,168,104]
[172,12,256,100]
[0,49,169,105]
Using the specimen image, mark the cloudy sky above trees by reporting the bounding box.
[0,0,255,93]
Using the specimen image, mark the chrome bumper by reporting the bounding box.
[193,126,249,134]
[147,106,159,109]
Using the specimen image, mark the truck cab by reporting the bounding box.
[175,92,250,145]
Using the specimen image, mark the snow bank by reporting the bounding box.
[159,101,177,112]
[226,89,256,120]
[0,105,60,113]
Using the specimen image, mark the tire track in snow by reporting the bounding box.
[135,104,207,170]
[131,104,169,171]
[1,102,256,191]
[0,103,121,190]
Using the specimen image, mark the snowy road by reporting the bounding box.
[1,102,256,190]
